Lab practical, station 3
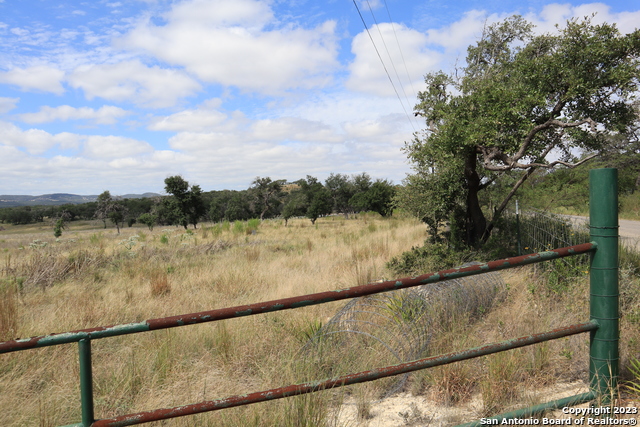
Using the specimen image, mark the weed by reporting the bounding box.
[0,279,18,341]
[149,271,171,297]
[398,402,431,426]
[625,357,640,399]
[232,221,245,235]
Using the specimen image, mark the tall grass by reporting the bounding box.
[0,215,425,426]
[1,214,638,425]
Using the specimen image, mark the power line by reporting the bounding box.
[365,0,419,128]
[352,0,416,132]
[382,0,418,107]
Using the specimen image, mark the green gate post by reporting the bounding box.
[589,168,619,404]
[79,339,95,426]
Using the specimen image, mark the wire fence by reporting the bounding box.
[501,208,592,293]
[301,262,506,401]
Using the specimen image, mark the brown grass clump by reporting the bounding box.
[149,271,171,297]
[0,280,19,342]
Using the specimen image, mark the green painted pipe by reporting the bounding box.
[455,391,597,426]
[78,339,94,426]
[589,168,619,403]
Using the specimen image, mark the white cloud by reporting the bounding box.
[347,23,442,97]
[118,0,339,94]
[424,10,501,52]
[0,121,81,154]
[0,97,19,114]
[18,105,130,124]
[67,60,201,108]
[250,117,342,143]
[0,65,65,94]
[82,135,154,159]
[148,108,228,132]
[528,3,640,34]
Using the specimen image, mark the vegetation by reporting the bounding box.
[0,214,428,426]
[162,176,206,229]
[400,16,640,247]
[0,172,396,232]
[1,208,638,425]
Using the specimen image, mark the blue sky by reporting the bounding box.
[1,0,638,195]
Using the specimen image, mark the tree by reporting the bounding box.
[325,173,356,218]
[250,177,286,220]
[281,189,307,226]
[95,191,113,229]
[137,213,157,231]
[164,176,206,229]
[94,190,127,233]
[403,16,640,247]
[297,176,332,225]
[108,202,127,234]
[350,179,396,217]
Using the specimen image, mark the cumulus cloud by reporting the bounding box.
[148,108,228,132]
[347,23,442,97]
[0,121,81,154]
[18,105,130,124]
[0,97,19,114]
[67,60,201,108]
[528,3,640,34]
[82,135,154,159]
[0,65,65,94]
[250,117,342,143]
[118,0,339,94]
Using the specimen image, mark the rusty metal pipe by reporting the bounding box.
[91,321,597,427]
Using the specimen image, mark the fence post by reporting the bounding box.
[589,168,619,404]
[79,339,95,426]
[516,200,522,256]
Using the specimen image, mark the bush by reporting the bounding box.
[386,242,472,276]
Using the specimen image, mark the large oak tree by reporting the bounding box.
[400,17,640,247]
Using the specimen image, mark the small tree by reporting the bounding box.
[164,176,206,229]
[94,191,113,229]
[350,179,396,217]
[94,190,128,234]
[325,173,356,218]
[251,177,286,220]
[137,213,157,231]
[297,176,332,225]
[281,189,307,226]
[53,210,71,238]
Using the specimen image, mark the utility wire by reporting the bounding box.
[352,0,416,132]
[382,0,418,109]
[365,0,419,129]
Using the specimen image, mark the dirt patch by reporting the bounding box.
[337,381,590,426]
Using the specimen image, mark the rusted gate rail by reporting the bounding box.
[0,169,619,426]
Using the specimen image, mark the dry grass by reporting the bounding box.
[0,216,637,426]
[0,215,426,426]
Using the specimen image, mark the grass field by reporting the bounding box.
[0,215,638,426]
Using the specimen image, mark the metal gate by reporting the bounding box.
[0,169,619,426]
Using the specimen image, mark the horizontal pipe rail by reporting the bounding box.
[0,242,596,355]
[90,321,598,426]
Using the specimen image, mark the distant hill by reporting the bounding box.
[0,193,162,208]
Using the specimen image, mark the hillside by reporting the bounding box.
[0,192,161,208]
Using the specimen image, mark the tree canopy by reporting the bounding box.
[163,176,206,229]
[400,16,640,247]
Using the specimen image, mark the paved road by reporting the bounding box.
[563,215,640,250]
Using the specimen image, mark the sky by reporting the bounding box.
[1,0,639,196]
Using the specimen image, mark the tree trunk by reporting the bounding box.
[464,152,487,248]
[482,167,537,243]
